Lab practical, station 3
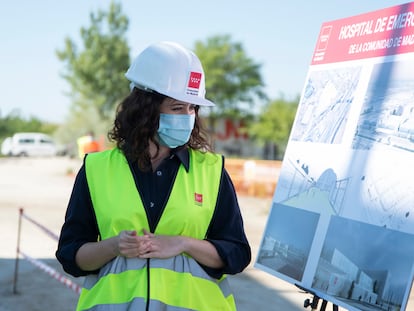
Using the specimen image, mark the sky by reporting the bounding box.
[0,0,411,123]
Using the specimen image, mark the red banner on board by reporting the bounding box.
[312,2,414,64]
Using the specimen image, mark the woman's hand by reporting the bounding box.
[138,229,224,268]
[137,229,184,259]
[117,230,152,258]
[76,229,221,271]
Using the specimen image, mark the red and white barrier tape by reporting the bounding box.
[19,251,81,295]
[21,212,59,241]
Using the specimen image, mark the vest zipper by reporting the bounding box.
[146,258,150,311]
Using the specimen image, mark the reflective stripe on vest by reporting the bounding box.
[78,256,235,311]
[80,148,236,311]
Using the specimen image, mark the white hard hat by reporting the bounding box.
[125,41,215,107]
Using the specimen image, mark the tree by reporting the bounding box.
[248,96,299,159]
[193,35,267,120]
[0,109,57,143]
[56,1,130,123]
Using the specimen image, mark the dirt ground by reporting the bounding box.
[0,157,412,311]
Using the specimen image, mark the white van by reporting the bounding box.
[1,132,57,157]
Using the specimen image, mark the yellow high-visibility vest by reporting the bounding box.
[78,148,236,311]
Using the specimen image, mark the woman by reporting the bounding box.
[56,41,251,311]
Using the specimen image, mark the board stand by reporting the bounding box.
[295,284,338,311]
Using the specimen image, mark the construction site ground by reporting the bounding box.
[0,157,412,311]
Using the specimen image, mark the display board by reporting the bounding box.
[255,2,414,311]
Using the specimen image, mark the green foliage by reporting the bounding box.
[194,35,267,119]
[248,96,299,158]
[51,5,297,159]
[0,110,57,143]
[54,96,113,146]
[56,1,130,121]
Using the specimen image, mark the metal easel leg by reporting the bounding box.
[296,284,339,311]
[304,295,339,311]
[303,294,320,310]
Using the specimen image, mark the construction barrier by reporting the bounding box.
[13,208,81,295]
[225,159,282,198]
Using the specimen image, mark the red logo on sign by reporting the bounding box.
[194,193,203,205]
[188,72,202,89]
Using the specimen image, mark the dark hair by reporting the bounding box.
[108,88,213,170]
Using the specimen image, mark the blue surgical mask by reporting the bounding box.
[157,113,196,148]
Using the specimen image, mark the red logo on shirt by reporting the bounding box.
[194,193,203,206]
[188,72,202,89]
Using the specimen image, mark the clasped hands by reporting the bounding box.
[117,229,184,259]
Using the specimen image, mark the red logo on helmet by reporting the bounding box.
[188,72,202,89]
